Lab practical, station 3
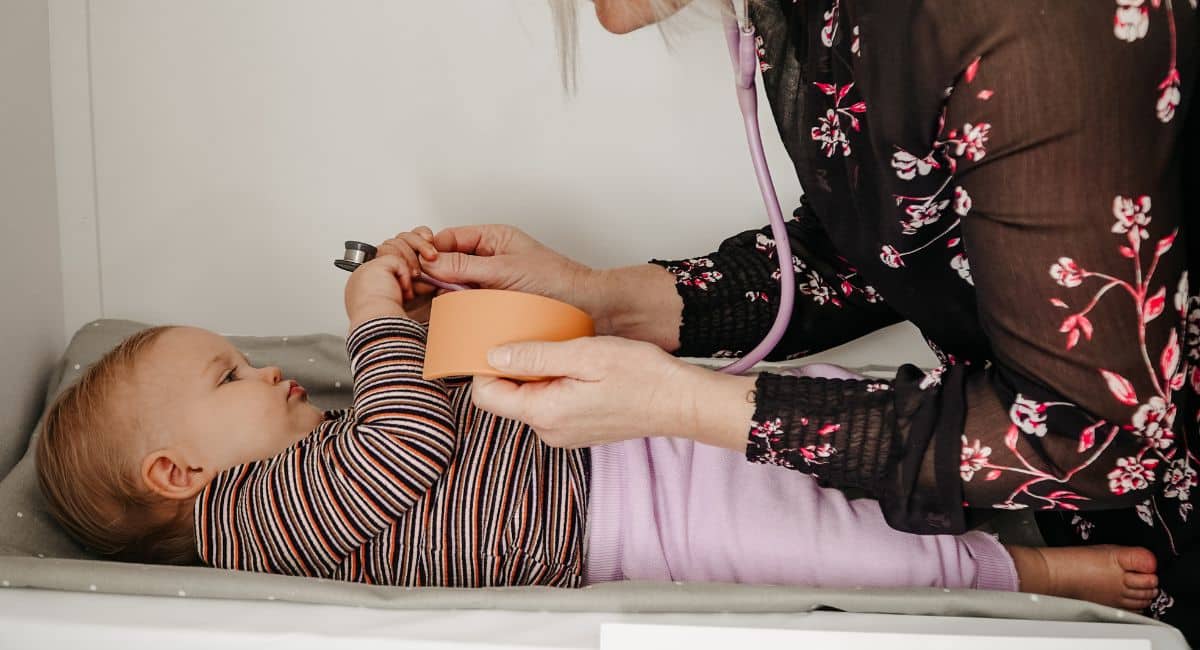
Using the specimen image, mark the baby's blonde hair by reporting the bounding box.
[36,325,197,564]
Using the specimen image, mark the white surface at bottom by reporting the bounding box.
[0,588,1183,649]
[601,623,1151,650]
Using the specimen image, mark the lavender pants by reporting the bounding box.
[585,363,1017,591]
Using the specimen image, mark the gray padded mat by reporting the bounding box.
[0,320,1175,642]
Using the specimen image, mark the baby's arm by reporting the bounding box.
[197,256,457,577]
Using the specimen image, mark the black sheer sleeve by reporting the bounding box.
[651,205,902,360]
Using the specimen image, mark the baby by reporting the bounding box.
[35,230,1159,609]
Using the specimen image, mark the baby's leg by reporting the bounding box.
[627,434,1016,590]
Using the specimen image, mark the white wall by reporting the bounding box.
[1,0,65,473]
[54,0,934,365]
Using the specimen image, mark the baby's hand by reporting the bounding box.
[378,227,441,322]
[344,254,412,331]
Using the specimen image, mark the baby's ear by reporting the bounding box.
[141,450,209,500]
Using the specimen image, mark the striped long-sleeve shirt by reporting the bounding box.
[194,318,590,587]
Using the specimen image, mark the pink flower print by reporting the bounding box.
[900,200,948,235]
[800,270,838,305]
[750,418,784,443]
[812,109,851,158]
[1157,68,1181,123]
[1050,257,1086,288]
[850,25,860,56]
[745,291,770,303]
[754,35,772,73]
[1164,458,1197,502]
[861,285,883,304]
[1149,590,1175,620]
[1101,368,1140,405]
[754,233,777,258]
[799,443,837,465]
[666,257,723,290]
[771,255,808,281]
[958,123,991,161]
[681,273,721,290]
[951,253,973,286]
[1131,396,1177,449]
[890,149,936,180]
[749,418,790,467]
[1111,195,1153,248]
[1059,313,1095,351]
[1107,456,1159,495]
[1114,0,1150,42]
[919,365,946,390]
[1161,329,1183,389]
[1009,394,1049,437]
[1070,514,1094,540]
[1174,271,1189,318]
[960,436,991,481]
[879,244,904,268]
[820,0,840,47]
[953,186,972,216]
[1136,500,1155,526]
[1187,307,1200,363]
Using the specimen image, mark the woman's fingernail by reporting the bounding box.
[488,347,512,368]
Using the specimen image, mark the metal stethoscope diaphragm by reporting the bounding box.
[334,240,378,272]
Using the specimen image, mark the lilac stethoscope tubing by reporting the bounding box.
[714,0,795,374]
[422,2,794,374]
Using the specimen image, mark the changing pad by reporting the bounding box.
[0,319,1178,640]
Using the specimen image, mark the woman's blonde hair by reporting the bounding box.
[549,0,718,92]
[36,325,197,565]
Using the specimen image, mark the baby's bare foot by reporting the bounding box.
[1006,544,1158,611]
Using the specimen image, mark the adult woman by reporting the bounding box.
[386,0,1196,639]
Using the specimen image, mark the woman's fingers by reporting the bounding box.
[400,231,439,261]
[433,224,534,257]
[420,251,503,287]
[486,339,607,381]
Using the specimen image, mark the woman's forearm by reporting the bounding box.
[580,264,683,352]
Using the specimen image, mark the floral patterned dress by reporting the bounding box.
[652,0,1197,639]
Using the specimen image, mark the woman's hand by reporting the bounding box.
[421,224,595,305]
[424,224,684,348]
[471,336,758,450]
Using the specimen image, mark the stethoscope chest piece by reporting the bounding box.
[334,240,378,272]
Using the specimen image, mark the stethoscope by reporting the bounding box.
[336,0,795,375]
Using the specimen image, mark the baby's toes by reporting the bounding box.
[1123,587,1159,602]
[1123,571,1158,591]
[1115,546,1157,575]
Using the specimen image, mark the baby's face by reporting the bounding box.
[136,327,326,478]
